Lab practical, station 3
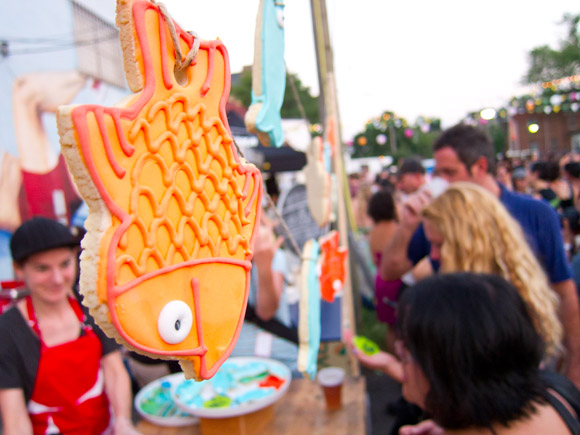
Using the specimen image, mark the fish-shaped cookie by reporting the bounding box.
[245,0,286,147]
[57,0,262,380]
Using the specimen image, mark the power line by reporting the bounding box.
[1,32,118,56]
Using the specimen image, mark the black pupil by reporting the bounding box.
[175,319,181,331]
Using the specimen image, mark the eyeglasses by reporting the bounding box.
[394,339,414,364]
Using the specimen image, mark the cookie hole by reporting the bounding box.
[174,65,189,86]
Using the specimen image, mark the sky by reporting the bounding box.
[84,0,579,142]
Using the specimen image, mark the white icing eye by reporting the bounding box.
[276,8,285,28]
[157,300,193,344]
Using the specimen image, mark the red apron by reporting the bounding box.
[26,296,111,434]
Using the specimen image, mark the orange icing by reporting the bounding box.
[64,1,262,379]
[319,231,347,303]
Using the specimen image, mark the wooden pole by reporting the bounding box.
[310,0,359,377]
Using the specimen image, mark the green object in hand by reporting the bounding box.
[353,335,380,356]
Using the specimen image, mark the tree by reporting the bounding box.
[523,13,580,84]
[230,68,320,125]
[350,111,441,160]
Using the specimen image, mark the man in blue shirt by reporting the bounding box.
[380,124,580,388]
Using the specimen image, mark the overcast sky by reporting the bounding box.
[85,0,579,142]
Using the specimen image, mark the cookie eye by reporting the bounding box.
[276,8,285,28]
[157,300,193,344]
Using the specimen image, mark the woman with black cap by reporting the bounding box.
[0,217,139,434]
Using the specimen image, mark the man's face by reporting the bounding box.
[433,147,472,183]
[396,340,430,409]
[513,178,528,193]
[15,247,77,304]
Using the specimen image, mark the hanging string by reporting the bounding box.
[263,189,302,257]
[231,138,303,258]
[150,0,303,258]
[286,65,312,132]
[153,1,200,72]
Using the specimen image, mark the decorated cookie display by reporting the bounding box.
[303,136,331,227]
[173,357,290,417]
[57,0,262,380]
[245,0,286,147]
[134,373,198,426]
[318,230,348,303]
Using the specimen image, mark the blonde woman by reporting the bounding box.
[421,182,562,357]
[348,183,566,434]
[349,183,563,378]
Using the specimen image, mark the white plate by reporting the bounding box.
[134,372,199,427]
[172,356,292,419]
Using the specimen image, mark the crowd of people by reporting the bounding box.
[2,122,580,433]
[347,123,580,433]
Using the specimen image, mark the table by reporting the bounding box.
[137,376,367,434]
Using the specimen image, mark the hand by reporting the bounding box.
[252,215,284,269]
[113,416,142,434]
[399,419,444,435]
[344,330,404,382]
[14,70,87,113]
[399,190,432,232]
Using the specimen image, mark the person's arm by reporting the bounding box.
[0,152,22,231]
[551,279,580,389]
[101,351,141,435]
[380,191,430,281]
[0,388,32,435]
[355,349,405,383]
[344,330,404,382]
[399,419,444,435]
[252,218,285,321]
[12,70,86,173]
[379,225,415,280]
[255,261,285,321]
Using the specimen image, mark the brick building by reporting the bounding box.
[509,110,580,157]
[507,75,580,157]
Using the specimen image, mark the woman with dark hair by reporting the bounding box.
[351,273,580,434]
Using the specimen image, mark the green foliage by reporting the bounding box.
[230,69,253,107]
[282,74,320,125]
[350,111,441,160]
[523,13,580,84]
[358,305,388,352]
[487,120,509,156]
[230,69,320,125]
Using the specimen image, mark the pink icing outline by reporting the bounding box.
[69,1,262,379]
[112,257,251,298]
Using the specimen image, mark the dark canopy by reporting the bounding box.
[227,108,306,173]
